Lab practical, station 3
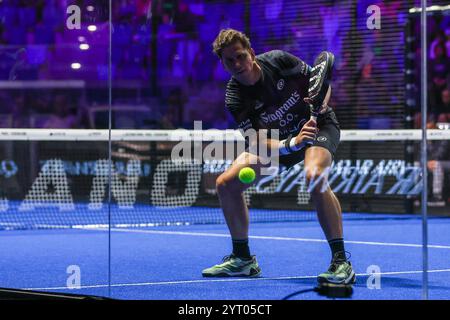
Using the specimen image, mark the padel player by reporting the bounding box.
[202,29,355,286]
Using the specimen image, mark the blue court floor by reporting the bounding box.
[0,215,449,300]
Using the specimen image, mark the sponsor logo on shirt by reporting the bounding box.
[259,91,300,126]
[277,79,285,90]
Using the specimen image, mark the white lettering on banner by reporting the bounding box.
[0,160,18,178]
[88,160,141,210]
[332,167,359,194]
[243,167,281,206]
[0,198,8,212]
[151,160,202,207]
[0,159,425,211]
[18,159,75,212]
[356,173,385,194]
[386,167,422,195]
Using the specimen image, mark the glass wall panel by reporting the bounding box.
[0,1,110,298]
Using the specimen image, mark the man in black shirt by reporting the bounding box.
[202,29,355,287]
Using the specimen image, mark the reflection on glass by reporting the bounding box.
[0,1,110,299]
[104,0,449,300]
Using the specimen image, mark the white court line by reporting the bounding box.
[99,228,450,250]
[22,268,450,291]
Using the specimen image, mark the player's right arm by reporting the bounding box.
[226,80,316,157]
[293,119,317,147]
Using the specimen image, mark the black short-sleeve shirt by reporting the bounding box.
[225,50,334,140]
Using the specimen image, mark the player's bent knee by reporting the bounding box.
[304,165,327,183]
[215,174,228,192]
[305,166,329,194]
[216,174,241,195]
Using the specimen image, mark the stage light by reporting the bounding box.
[71,63,81,69]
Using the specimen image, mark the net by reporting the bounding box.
[0,128,449,230]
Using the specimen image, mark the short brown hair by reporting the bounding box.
[212,28,252,59]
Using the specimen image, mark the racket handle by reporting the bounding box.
[309,102,319,122]
[310,111,319,122]
[307,113,319,145]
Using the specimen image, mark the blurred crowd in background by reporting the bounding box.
[0,0,448,131]
[426,23,450,126]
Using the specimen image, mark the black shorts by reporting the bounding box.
[279,111,340,169]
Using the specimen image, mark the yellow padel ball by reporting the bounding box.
[239,167,256,184]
